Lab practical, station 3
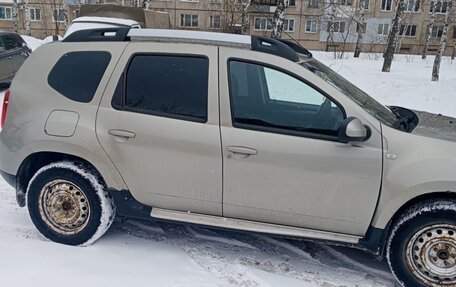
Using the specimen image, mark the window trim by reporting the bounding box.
[226,58,347,143]
[0,6,12,20]
[380,0,392,11]
[305,19,318,33]
[29,7,41,21]
[113,53,210,124]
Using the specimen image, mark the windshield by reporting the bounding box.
[300,58,397,127]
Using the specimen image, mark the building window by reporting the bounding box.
[328,21,346,33]
[381,0,392,11]
[254,17,272,31]
[453,27,456,38]
[404,0,420,11]
[357,23,367,34]
[0,7,12,20]
[362,0,370,9]
[339,0,353,5]
[378,23,389,35]
[399,24,417,37]
[308,0,319,7]
[209,15,221,29]
[180,14,198,27]
[30,8,41,21]
[53,9,65,22]
[283,18,295,32]
[305,19,317,33]
[430,0,449,13]
[431,25,444,37]
[288,0,296,5]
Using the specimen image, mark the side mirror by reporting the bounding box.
[338,117,369,143]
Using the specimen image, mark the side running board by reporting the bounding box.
[150,208,361,244]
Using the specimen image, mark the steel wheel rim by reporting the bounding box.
[38,179,91,235]
[406,224,456,285]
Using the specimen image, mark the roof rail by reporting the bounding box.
[278,39,313,58]
[251,36,299,62]
[62,28,302,62]
[63,27,130,43]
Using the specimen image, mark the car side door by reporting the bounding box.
[96,43,222,216]
[219,47,383,236]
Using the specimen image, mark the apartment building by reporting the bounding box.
[0,0,67,38]
[1,0,455,55]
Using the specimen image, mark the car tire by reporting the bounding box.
[386,199,456,287]
[27,161,115,246]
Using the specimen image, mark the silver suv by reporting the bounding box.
[1,28,455,287]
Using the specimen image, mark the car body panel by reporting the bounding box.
[96,42,223,216]
[218,47,383,236]
[371,124,456,228]
[0,42,129,192]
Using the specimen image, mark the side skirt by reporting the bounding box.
[151,207,361,244]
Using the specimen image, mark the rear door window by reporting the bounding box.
[48,51,111,103]
[122,55,209,122]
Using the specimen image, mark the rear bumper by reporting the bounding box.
[0,169,25,207]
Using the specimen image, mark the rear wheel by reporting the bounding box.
[27,161,115,246]
[387,199,456,287]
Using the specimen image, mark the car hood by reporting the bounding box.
[412,111,456,143]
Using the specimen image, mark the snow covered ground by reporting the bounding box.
[1,48,454,286]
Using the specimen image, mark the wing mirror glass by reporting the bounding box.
[338,117,370,143]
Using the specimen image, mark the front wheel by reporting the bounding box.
[27,161,115,246]
[387,199,456,287]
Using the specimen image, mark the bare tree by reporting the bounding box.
[382,0,405,72]
[354,0,366,57]
[241,0,251,35]
[452,44,456,60]
[396,0,420,52]
[271,0,287,38]
[432,0,454,81]
[422,2,437,59]
[12,0,18,33]
[325,0,337,51]
[24,0,31,36]
[221,0,244,33]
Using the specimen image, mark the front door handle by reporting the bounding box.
[227,146,257,156]
[108,129,136,139]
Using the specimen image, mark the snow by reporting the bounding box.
[20,35,44,51]
[312,51,456,118]
[0,51,455,286]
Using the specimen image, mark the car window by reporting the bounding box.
[124,55,209,122]
[0,36,5,52]
[48,51,111,103]
[229,60,344,137]
[3,35,20,50]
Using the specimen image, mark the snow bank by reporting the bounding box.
[313,51,456,118]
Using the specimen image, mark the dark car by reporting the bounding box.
[0,31,31,85]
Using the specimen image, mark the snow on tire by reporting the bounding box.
[386,199,456,287]
[26,161,116,246]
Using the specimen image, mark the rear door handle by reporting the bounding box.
[227,146,257,155]
[108,129,136,139]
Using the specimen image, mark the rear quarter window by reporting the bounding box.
[48,51,111,103]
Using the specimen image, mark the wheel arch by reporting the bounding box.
[16,151,127,204]
[371,191,456,258]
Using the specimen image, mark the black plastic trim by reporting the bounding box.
[251,36,299,62]
[62,27,130,42]
[357,225,390,257]
[110,190,152,220]
[277,39,313,58]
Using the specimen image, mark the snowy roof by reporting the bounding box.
[128,29,251,46]
[72,16,139,27]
